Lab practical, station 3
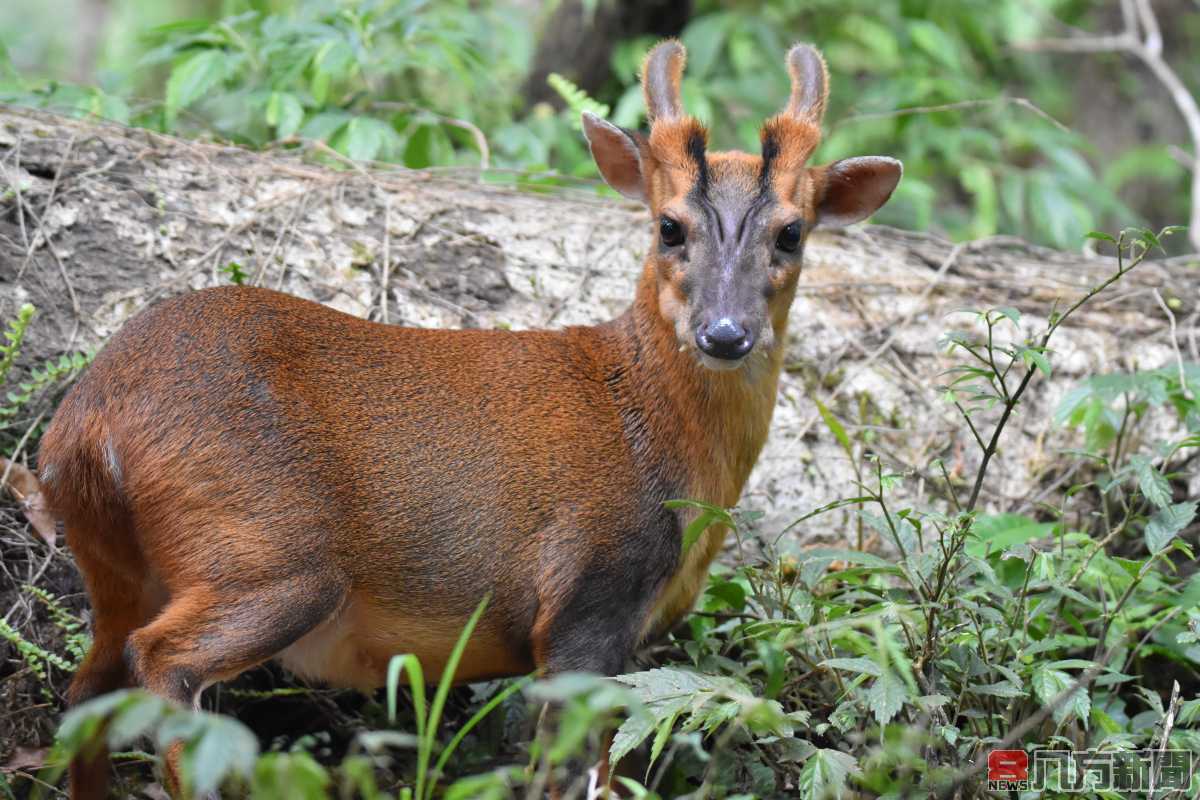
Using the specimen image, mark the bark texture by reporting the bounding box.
[2,105,1198,539]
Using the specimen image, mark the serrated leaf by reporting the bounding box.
[682,509,719,555]
[610,711,656,768]
[796,748,859,800]
[648,707,681,771]
[1146,502,1196,553]
[1032,667,1090,726]
[867,671,906,726]
[969,681,1025,698]
[1131,457,1172,508]
[995,306,1021,326]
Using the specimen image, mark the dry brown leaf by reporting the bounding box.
[0,457,57,547]
[1,745,49,773]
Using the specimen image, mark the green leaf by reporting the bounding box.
[183,713,259,795]
[907,21,962,71]
[648,707,680,770]
[165,49,227,122]
[105,694,168,749]
[331,117,391,162]
[611,710,658,768]
[666,500,734,555]
[614,667,726,703]
[866,670,906,725]
[1020,347,1052,378]
[1032,666,1090,727]
[681,509,719,555]
[820,658,882,677]
[421,595,491,799]
[266,91,304,139]
[969,681,1025,699]
[680,12,733,78]
[252,751,330,800]
[814,397,853,458]
[961,163,998,238]
[796,748,859,800]
[1131,456,1172,509]
[967,513,1054,557]
[1145,502,1197,554]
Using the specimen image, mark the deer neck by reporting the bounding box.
[621,261,789,509]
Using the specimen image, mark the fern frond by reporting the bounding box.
[547,73,610,130]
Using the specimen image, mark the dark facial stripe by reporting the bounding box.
[684,132,723,240]
[687,131,709,197]
[759,132,779,196]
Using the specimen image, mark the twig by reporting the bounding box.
[838,97,1070,133]
[369,102,491,169]
[381,194,393,324]
[1150,680,1181,793]
[1152,288,1193,400]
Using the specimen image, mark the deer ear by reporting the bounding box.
[582,111,647,203]
[815,156,902,226]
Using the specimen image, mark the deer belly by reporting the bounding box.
[277,592,534,690]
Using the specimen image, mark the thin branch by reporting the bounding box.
[838,96,1070,133]
[1153,288,1193,400]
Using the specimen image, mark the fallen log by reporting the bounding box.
[1,105,1197,538]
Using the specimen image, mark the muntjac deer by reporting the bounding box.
[40,40,900,798]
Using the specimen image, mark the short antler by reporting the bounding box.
[781,44,828,124]
[643,40,686,124]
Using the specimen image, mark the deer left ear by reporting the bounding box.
[814,156,902,227]
[582,111,648,203]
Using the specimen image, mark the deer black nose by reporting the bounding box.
[696,318,754,360]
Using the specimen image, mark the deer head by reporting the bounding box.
[583,40,902,371]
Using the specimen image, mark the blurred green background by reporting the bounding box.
[2,0,1196,251]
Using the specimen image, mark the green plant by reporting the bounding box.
[382,595,531,800]
[592,226,1200,798]
[24,584,90,666]
[0,304,35,388]
[0,617,76,690]
[1,349,92,444]
[1,0,533,168]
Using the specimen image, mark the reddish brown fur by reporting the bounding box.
[41,40,900,799]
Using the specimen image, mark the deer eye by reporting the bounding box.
[776,221,802,253]
[660,216,685,247]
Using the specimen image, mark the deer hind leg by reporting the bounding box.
[66,530,159,800]
[124,571,346,796]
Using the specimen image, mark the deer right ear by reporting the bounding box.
[582,111,647,203]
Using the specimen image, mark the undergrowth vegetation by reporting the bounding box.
[1,226,1196,798]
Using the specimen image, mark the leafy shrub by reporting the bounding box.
[1,0,533,168]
